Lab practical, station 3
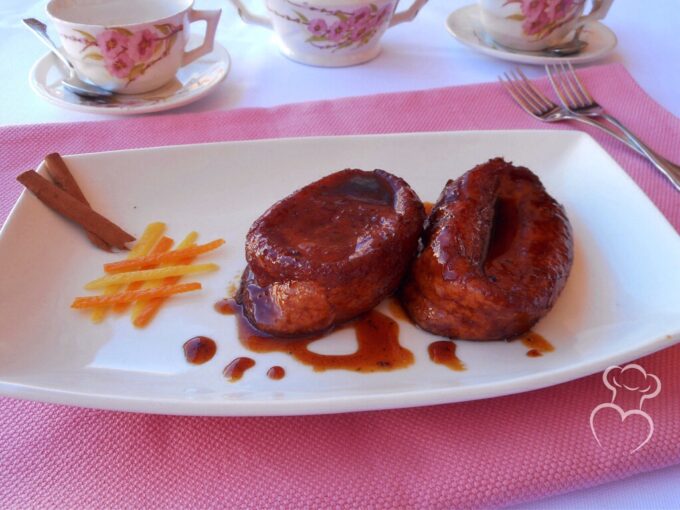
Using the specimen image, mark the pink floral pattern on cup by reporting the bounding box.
[504,0,583,39]
[269,0,394,51]
[62,23,183,82]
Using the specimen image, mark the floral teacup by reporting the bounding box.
[229,0,429,66]
[478,0,613,52]
[47,0,221,94]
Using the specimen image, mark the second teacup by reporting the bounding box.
[478,0,613,52]
[47,0,221,94]
[230,0,429,67]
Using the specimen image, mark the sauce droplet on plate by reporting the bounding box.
[521,331,554,357]
[223,356,256,382]
[214,298,236,315]
[267,366,286,380]
[428,340,466,371]
[183,336,217,365]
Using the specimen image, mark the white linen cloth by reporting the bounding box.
[1,0,678,125]
[0,0,678,507]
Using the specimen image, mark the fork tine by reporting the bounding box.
[565,61,595,105]
[499,74,539,117]
[546,64,577,109]
[503,73,541,115]
[508,69,547,113]
[514,68,555,111]
[558,62,588,108]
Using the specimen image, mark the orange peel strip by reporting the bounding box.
[84,263,218,290]
[72,283,202,309]
[104,239,224,273]
[112,236,175,314]
[132,271,195,328]
[90,221,166,323]
[132,232,199,328]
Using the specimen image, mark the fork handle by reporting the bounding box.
[597,113,680,192]
[570,115,680,173]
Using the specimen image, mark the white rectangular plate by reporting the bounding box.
[1,131,679,416]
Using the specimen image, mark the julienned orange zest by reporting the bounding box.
[71,283,202,309]
[103,238,225,273]
[75,223,223,327]
[91,221,166,323]
[84,262,218,290]
[112,235,175,314]
[132,268,196,328]
[132,233,199,328]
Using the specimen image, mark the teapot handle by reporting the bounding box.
[228,0,273,29]
[389,0,429,27]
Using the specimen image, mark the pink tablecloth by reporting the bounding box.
[1,63,679,509]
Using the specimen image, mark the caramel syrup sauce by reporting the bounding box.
[223,357,256,382]
[214,298,236,315]
[267,366,286,380]
[183,336,217,365]
[216,299,414,373]
[386,296,410,322]
[428,340,466,371]
[520,331,554,357]
[423,201,434,216]
[388,297,466,372]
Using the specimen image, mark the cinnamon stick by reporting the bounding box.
[43,153,112,251]
[17,170,135,250]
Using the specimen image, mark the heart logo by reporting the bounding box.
[590,404,654,453]
[590,364,661,454]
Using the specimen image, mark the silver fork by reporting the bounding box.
[498,69,669,166]
[499,68,626,140]
[546,62,680,191]
[500,69,680,189]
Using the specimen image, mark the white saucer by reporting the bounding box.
[29,36,231,115]
[446,4,617,65]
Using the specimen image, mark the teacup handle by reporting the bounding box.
[389,0,429,27]
[576,0,614,27]
[228,0,273,29]
[181,9,223,66]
